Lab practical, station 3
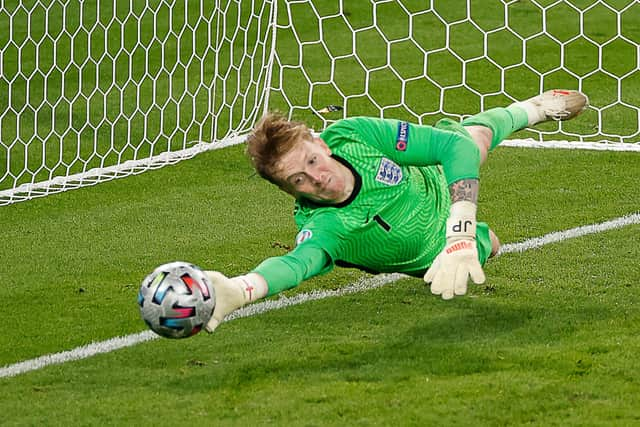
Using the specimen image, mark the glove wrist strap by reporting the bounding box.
[233,273,268,303]
[446,201,477,241]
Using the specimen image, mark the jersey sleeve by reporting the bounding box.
[251,244,333,296]
[322,117,481,185]
[251,211,345,296]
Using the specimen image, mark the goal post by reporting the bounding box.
[1,0,638,205]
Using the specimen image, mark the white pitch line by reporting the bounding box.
[497,212,640,255]
[1,212,639,380]
[0,331,158,380]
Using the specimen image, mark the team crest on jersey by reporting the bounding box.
[375,157,403,186]
[295,229,313,245]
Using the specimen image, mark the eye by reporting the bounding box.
[293,175,305,186]
[309,155,317,165]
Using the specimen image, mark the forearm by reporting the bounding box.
[252,245,331,296]
[446,179,479,240]
[449,178,478,204]
[203,243,331,333]
[252,256,306,296]
[425,179,485,300]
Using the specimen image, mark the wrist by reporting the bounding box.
[446,201,477,240]
[232,273,269,303]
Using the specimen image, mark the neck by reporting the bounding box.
[335,160,355,204]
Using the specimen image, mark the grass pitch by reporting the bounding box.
[1,145,639,426]
[1,0,640,425]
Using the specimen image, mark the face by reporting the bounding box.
[274,137,351,204]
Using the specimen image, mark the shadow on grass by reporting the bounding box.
[165,284,618,390]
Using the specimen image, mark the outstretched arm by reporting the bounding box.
[204,244,332,332]
[424,178,486,299]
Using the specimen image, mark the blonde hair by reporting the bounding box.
[245,112,312,185]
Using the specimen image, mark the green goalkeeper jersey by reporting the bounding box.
[253,116,491,295]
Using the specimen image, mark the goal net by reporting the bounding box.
[0,0,275,204]
[1,0,638,205]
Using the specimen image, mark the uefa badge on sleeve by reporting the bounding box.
[295,229,313,245]
[396,121,409,151]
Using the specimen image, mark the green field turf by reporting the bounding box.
[1,0,640,425]
[1,144,639,425]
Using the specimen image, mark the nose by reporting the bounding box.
[308,172,323,185]
[307,168,324,185]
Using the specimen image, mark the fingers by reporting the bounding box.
[427,264,485,300]
[429,272,446,297]
[428,269,455,300]
[469,262,486,285]
[204,317,220,334]
[441,288,455,300]
[430,268,464,300]
[453,266,468,296]
[206,270,228,284]
[423,257,439,284]
[423,268,436,284]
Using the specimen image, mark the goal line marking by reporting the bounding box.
[2,137,638,205]
[1,211,639,379]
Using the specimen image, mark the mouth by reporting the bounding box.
[318,176,331,190]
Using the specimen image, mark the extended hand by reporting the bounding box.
[424,238,485,299]
[424,201,485,300]
[203,271,247,333]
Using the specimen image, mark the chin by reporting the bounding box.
[310,194,337,204]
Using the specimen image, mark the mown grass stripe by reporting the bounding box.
[1,211,638,379]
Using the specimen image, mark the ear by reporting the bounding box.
[313,136,331,155]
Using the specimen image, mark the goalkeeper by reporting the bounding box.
[204,90,588,333]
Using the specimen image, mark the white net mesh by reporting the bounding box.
[0,0,275,204]
[270,0,640,145]
[1,0,638,205]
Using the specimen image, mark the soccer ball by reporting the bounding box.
[137,261,215,339]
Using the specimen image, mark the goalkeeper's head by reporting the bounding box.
[246,112,312,186]
[246,112,355,204]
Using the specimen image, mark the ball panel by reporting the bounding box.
[138,261,215,339]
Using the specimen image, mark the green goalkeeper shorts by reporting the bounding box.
[476,221,493,265]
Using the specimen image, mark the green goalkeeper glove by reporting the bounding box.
[424,201,486,299]
[204,272,268,333]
